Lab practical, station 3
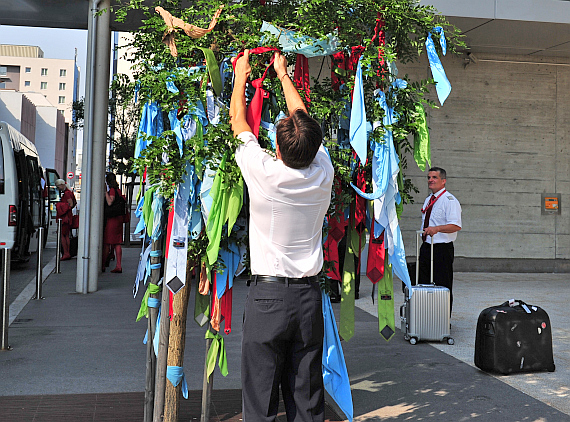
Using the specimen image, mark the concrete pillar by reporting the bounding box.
[76,0,111,293]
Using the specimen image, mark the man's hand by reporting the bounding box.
[423,226,439,237]
[273,51,288,80]
[423,224,461,238]
[232,49,251,83]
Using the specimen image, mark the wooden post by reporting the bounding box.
[163,258,193,422]
[153,255,171,422]
[144,238,162,422]
[200,328,216,422]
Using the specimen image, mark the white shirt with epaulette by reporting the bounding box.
[420,188,462,244]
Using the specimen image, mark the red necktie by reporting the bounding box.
[366,219,385,284]
[221,285,232,335]
[422,195,436,242]
[324,178,348,281]
[293,54,310,104]
[234,47,280,138]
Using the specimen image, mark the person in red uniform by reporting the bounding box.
[102,173,124,273]
[55,179,76,261]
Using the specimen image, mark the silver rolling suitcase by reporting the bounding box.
[400,231,454,345]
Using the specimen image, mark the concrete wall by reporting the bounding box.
[20,94,36,143]
[397,53,570,271]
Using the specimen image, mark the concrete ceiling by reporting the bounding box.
[0,0,150,31]
[450,16,570,57]
[1,0,570,58]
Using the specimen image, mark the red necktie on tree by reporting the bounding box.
[324,179,347,281]
[422,194,437,242]
[234,47,280,138]
[293,53,310,104]
[366,219,385,284]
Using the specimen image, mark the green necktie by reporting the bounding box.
[339,222,356,341]
[413,103,431,171]
[194,287,210,327]
[136,282,161,322]
[205,330,228,379]
[377,253,395,341]
[205,153,244,268]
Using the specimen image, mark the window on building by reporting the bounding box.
[0,82,5,89]
[41,82,47,90]
[58,96,65,104]
[59,83,66,90]
[41,68,48,76]
[25,67,31,73]
[0,67,7,77]
[60,69,67,77]
[24,81,31,87]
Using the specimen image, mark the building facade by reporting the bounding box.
[0,44,80,182]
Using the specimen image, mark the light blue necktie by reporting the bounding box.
[426,26,451,105]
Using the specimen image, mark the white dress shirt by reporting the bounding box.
[420,188,462,244]
[235,131,334,277]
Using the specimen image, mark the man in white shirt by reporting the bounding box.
[231,50,334,422]
[419,167,462,312]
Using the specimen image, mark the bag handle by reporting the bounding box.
[500,299,533,313]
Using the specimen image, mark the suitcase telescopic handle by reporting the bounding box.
[416,230,434,284]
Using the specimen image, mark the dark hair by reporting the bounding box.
[106,173,119,189]
[275,109,322,169]
[429,167,447,180]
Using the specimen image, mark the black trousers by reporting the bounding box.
[242,280,324,422]
[418,242,455,311]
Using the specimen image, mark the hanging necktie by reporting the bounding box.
[339,218,356,341]
[221,286,233,334]
[413,103,431,171]
[377,253,395,341]
[426,26,451,105]
[366,219,385,284]
[370,13,386,79]
[234,47,280,138]
[194,261,210,326]
[354,170,366,229]
[293,54,310,104]
[324,179,347,281]
[331,51,347,91]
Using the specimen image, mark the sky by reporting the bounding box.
[0,25,89,99]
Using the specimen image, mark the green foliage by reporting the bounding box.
[111,0,463,274]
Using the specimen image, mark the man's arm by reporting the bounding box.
[230,50,253,137]
[273,52,307,115]
[423,224,461,237]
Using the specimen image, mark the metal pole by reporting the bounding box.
[56,219,62,274]
[33,227,45,300]
[1,249,11,351]
[200,329,216,422]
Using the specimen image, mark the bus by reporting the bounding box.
[0,121,46,261]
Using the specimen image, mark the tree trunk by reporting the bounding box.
[163,258,193,422]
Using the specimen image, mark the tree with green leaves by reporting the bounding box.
[111,1,462,419]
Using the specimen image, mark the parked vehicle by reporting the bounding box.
[0,121,47,261]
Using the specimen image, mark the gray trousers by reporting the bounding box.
[241,279,324,422]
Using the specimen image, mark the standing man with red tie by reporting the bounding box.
[419,167,462,312]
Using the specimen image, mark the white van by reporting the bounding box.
[0,121,46,261]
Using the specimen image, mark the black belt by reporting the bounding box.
[250,275,319,285]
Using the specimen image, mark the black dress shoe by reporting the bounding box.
[355,291,360,300]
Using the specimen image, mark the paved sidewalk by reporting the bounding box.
[1,247,569,421]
